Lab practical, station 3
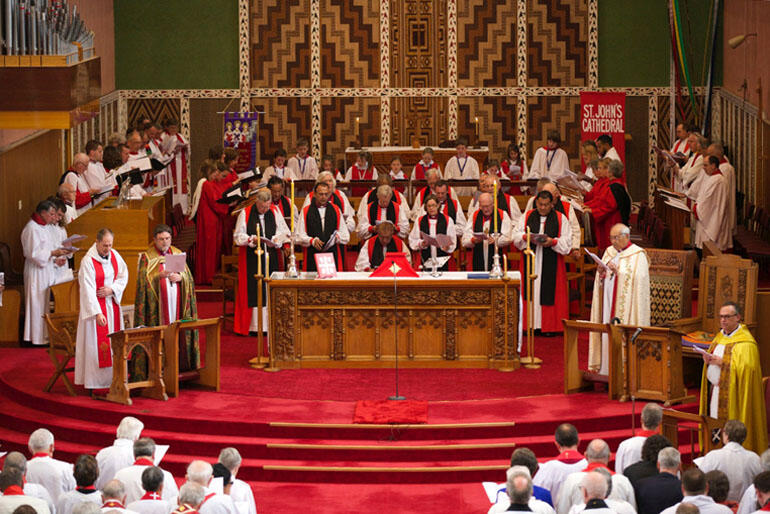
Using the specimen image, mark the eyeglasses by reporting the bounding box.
[719,314,738,319]
[609,234,628,241]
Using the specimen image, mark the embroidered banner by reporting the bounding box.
[224,112,259,174]
[580,92,626,168]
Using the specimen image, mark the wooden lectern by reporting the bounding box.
[562,320,624,400]
[610,325,694,406]
[163,318,222,397]
[106,326,167,406]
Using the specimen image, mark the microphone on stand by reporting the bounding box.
[630,327,643,343]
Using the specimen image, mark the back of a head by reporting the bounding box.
[585,439,610,464]
[676,504,700,514]
[28,428,54,453]
[3,452,27,473]
[608,159,624,179]
[117,416,144,441]
[133,437,155,459]
[581,471,608,501]
[594,467,613,497]
[0,467,24,491]
[761,449,770,472]
[510,448,539,477]
[141,466,165,493]
[641,434,672,463]
[641,403,663,430]
[73,502,102,514]
[704,470,730,503]
[179,482,206,507]
[12,506,38,514]
[723,419,748,445]
[657,447,681,472]
[74,454,99,487]
[102,479,125,501]
[754,471,770,494]
[506,467,533,506]
[682,467,707,496]
[218,447,242,472]
[555,423,579,448]
[186,460,213,486]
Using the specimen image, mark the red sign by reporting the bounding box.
[314,253,338,279]
[580,92,626,168]
[369,253,419,278]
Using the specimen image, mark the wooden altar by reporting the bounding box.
[344,146,490,175]
[268,272,520,369]
[66,195,167,305]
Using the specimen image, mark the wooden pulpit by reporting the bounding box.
[562,320,623,400]
[610,325,694,406]
[106,326,167,406]
[163,318,222,397]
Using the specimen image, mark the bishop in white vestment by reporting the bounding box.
[74,231,129,390]
[588,224,650,375]
[692,156,732,251]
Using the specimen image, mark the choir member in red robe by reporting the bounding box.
[340,150,377,196]
[194,161,229,284]
[501,143,528,194]
[412,147,441,180]
[583,159,631,252]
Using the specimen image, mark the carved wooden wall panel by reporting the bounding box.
[250,0,312,88]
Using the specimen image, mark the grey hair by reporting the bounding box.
[179,483,206,507]
[116,417,144,441]
[377,184,393,198]
[658,447,681,470]
[641,403,663,429]
[425,168,440,180]
[761,449,770,471]
[101,479,126,500]
[317,171,336,188]
[594,467,613,497]
[133,438,155,458]
[585,439,610,463]
[255,189,271,202]
[581,471,608,500]
[96,228,114,241]
[608,159,624,178]
[506,466,533,505]
[186,460,213,485]
[73,502,102,514]
[218,447,243,471]
[3,452,27,473]
[28,428,54,452]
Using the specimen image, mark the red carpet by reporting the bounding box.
[0,299,702,513]
[354,400,428,424]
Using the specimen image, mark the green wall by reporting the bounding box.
[114,0,239,90]
[599,0,723,88]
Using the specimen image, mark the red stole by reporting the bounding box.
[103,500,126,509]
[200,492,216,507]
[31,452,49,459]
[583,462,614,474]
[140,491,162,501]
[350,166,374,196]
[31,213,47,226]
[92,252,121,368]
[174,505,199,513]
[366,237,403,269]
[637,429,657,438]
[134,457,154,466]
[167,132,189,194]
[556,449,584,464]
[3,485,24,495]
[672,139,690,154]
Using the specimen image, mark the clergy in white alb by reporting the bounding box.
[588,224,650,375]
[160,120,191,211]
[707,143,737,235]
[0,467,51,514]
[736,449,770,514]
[125,466,173,514]
[532,424,587,503]
[410,169,457,220]
[217,448,257,514]
[443,138,480,195]
[613,403,662,473]
[569,472,616,514]
[358,174,412,221]
[692,155,732,251]
[555,439,636,514]
[56,454,103,514]
[524,182,581,256]
[25,428,76,503]
[660,467,734,514]
[75,230,128,390]
[84,140,117,193]
[462,193,513,272]
[355,184,410,240]
[697,420,762,502]
[528,131,571,182]
[95,417,145,490]
[22,200,70,345]
[101,479,140,514]
[185,460,236,514]
[302,172,358,234]
[512,191,572,335]
[58,182,79,224]
[2,451,56,514]
[114,438,179,506]
[355,221,411,272]
[467,174,522,227]
[676,132,707,194]
[409,195,457,272]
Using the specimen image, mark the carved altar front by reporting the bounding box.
[269,273,520,369]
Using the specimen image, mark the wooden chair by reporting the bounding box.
[163,318,222,397]
[50,279,79,312]
[646,248,696,326]
[42,312,79,396]
[562,320,622,399]
[660,409,725,459]
[0,287,21,346]
[215,255,239,330]
[565,249,587,318]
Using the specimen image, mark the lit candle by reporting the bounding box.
[290,179,295,233]
[256,223,262,277]
[493,179,498,234]
[356,117,360,135]
[265,243,270,278]
[474,116,479,138]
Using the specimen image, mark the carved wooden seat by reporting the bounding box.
[646,248,696,326]
[43,312,79,396]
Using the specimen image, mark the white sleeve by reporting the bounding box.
[356,207,372,240]
[358,192,371,219]
[512,214,528,251]
[295,209,312,247]
[397,206,410,239]
[454,206,468,228]
[568,207,581,249]
[355,243,371,272]
[22,225,52,268]
[445,218,458,253]
[408,221,423,251]
[111,253,129,304]
[497,212,513,246]
[461,215,475,248]
[302,195,311,209]
[234,210,250,246]
[508,197,522,225]
[336,209,351,244]
[554,214,572,255]
[78,258,102,319]
[273,213,291,245]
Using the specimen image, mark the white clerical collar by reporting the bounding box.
[722,325,740,337]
